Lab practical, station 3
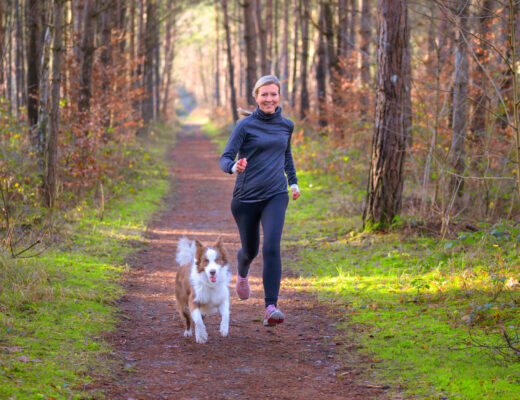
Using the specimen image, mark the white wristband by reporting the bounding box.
[290,184,300,192]
[231,162,237,174]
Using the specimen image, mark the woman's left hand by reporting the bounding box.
[291,187,301,200]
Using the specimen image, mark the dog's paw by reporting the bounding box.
[183,329,193,337]
[220,323,229,337]
[195,328,208,344]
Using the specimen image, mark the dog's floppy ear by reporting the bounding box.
[195,239,205,267]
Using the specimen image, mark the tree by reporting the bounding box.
[359,0,372,115]
[221,0,238,122]
[449,0,470,200]
[363,0,410,229]
[316,1,327,127]
[243,0,257,105]
[142,0,156,124]
[78,0,96,114]
[26,0,41,136]
[299,0,310,119]
[45,0,65,209]
[290,0,299,107]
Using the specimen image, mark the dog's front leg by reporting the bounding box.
[219,299,230,337]
[191,308,208,344]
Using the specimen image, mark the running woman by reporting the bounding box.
[219,75,300,327]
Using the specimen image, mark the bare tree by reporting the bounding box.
[363,0,410,229]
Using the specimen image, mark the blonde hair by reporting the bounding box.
[252,75,281,98]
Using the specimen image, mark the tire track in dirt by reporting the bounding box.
[99,125,384,399]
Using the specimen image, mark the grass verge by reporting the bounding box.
[284,145,520,399]
[0,122,176,399]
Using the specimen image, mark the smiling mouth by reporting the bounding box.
[210,276,217,283]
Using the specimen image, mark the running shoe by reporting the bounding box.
[236,274,250,300]
[263,304,284,326]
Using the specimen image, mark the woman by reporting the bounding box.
[219,75,300,327]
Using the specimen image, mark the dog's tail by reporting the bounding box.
[176,237,196,265]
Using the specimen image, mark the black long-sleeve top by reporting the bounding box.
[219,107,298,201]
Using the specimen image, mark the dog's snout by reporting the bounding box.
[209,269,216,276]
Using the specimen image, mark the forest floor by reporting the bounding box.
[95,125,385,399]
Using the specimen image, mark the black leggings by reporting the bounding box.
[231,192,289,307]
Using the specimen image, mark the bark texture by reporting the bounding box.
[299,0,310,119]
[221,0,238,122]
[449,0,470,198]
[363,0,409,229]
[45,0,65,209]
[243,0,257,105]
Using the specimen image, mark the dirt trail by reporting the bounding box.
[99,125,383,399]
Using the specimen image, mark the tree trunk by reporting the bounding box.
[26,0,40,136]
[363,0,409,230]
[273,0,279,77]
[142,0,155,125]
[281,0,289,98]
[449,0,470,199]
[265,0,273,74]
[316,2,327,128]
[359,0,371,115]
[243,0,257,105]
[45,0,64,209]
[299,0,310,120]
[37,23,51,176]
[337,0,348,62]
[78,0,96,114]
[0,1,4,101]
[222,0,238,123]
[324,1,339,104]
[290,0,299,107]
[469,0,493,141]
[154,13,160,118]
[162,10,175,117]
[215,1,220,107]
[14,0,24,114]
[6,5,12,113]
[256,0,268,75]
[100,0,113,130]
[345,0,357,80]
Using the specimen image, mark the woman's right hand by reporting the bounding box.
[236,158,247,173]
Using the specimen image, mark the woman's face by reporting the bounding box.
[254,84,280,114]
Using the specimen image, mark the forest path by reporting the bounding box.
[99,125,383,399]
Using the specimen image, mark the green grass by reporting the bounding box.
[284,154,520,399]
[0,123,175,399]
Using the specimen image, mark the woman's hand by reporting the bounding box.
[235,158,247,173]
[291,186,301,200]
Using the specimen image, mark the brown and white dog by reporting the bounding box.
[174,237,231,344]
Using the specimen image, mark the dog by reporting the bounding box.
[174,236,231,344]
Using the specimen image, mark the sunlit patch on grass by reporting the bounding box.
[283,157,520,399]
